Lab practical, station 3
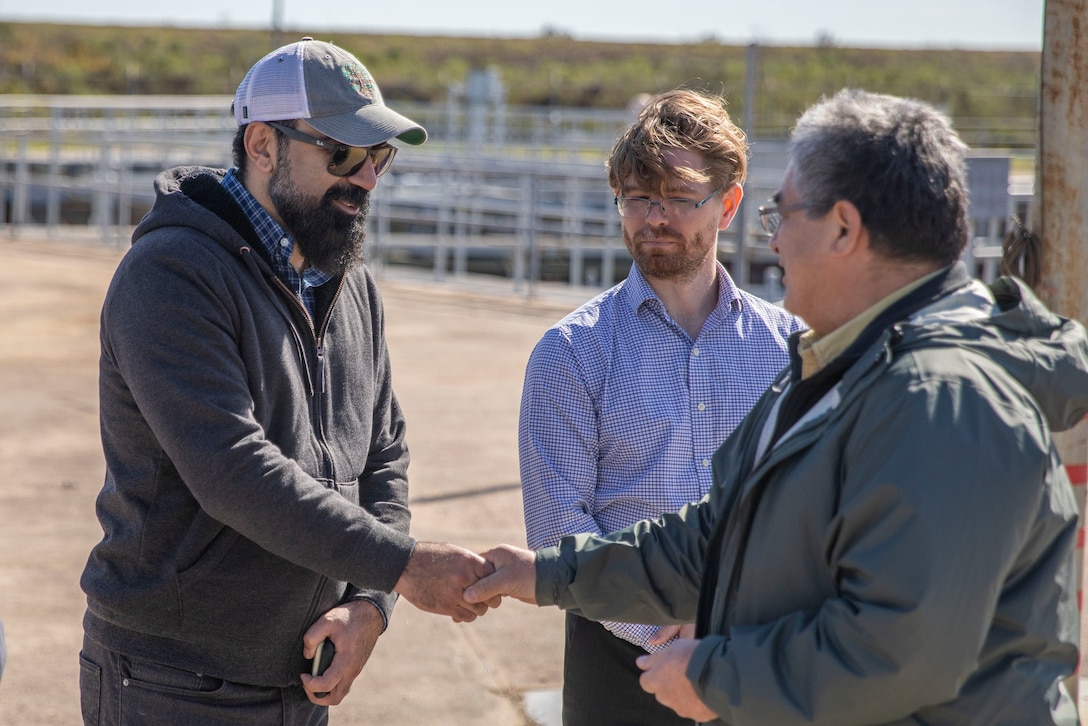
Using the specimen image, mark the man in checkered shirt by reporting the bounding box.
[518,89,804,726]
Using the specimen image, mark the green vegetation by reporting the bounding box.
[0,22,1040,146]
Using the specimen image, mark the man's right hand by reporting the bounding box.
[394,542,495,623]
[463,544,538,606]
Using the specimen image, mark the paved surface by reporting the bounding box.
[0,231,600,725]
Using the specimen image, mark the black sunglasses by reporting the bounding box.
[267,121,397,177]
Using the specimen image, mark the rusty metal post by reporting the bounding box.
[1037,1,1088,314]
[1032,0,1088,719]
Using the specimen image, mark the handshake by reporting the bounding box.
[393,542,538,622]
[390,541,714,722]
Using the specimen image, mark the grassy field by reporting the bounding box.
[0,22,1040,145]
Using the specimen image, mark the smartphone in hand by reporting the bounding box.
[311,638,335,698]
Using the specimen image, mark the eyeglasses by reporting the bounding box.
[757,201,812,235]
[614,188,722,219]
[267,121,397,178]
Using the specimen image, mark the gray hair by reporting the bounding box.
[789,89,969,266]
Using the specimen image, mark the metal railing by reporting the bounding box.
[1,95,1035,299]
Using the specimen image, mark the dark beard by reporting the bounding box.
[268,157,370,276]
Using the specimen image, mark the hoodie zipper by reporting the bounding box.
[312,277,347,400]
[268,274,347,481]
[238,246,350,677]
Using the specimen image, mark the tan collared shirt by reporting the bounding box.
[797,270,943,379]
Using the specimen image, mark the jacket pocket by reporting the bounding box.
[330,477,359,506]
[174,511,233,575]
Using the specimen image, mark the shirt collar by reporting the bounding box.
[220,169,333,291]
[797,267,944,379]
[621,261,742,317]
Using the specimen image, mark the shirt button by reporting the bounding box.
[697,403,706,412]
[702,459,711,468]
[280,238,290,247]
[692,348,701,357]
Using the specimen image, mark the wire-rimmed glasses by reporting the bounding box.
[614,188,722,219]
[757,201,812,235]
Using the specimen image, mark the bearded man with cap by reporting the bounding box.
[79,38,492,725]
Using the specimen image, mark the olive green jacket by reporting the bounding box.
[537,267,1088,724]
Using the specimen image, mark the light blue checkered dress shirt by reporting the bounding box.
[520,262,804,651]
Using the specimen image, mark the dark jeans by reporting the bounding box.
[79,635,327,726]
[562,613,697,726]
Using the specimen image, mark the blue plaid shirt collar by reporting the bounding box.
[620,261,742,321]
[221,169,332,313]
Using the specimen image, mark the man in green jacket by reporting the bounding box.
[466,89,1088,724]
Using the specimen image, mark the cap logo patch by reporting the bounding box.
[342,62,376,101]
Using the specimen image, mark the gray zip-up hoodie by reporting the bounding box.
[81,166,414,686]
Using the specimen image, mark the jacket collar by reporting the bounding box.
[786,262,971,383]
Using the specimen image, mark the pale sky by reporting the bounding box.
[0,0,1046,50]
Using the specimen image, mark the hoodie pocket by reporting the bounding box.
[330,477,359,506]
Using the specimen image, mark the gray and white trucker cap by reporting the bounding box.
[233,37,426,147]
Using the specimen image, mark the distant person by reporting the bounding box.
[79,37,494,725]
[519,88,803,726]
[469,89,1088,724]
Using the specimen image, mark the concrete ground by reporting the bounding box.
[0,232,598,725]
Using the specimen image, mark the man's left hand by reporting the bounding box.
[636,638,717,722]
[300,599,384,705]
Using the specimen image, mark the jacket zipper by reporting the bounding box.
[312,275,347,428]
[240,248,353,675]
[269,275,347,481]
[709,337,896,629]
